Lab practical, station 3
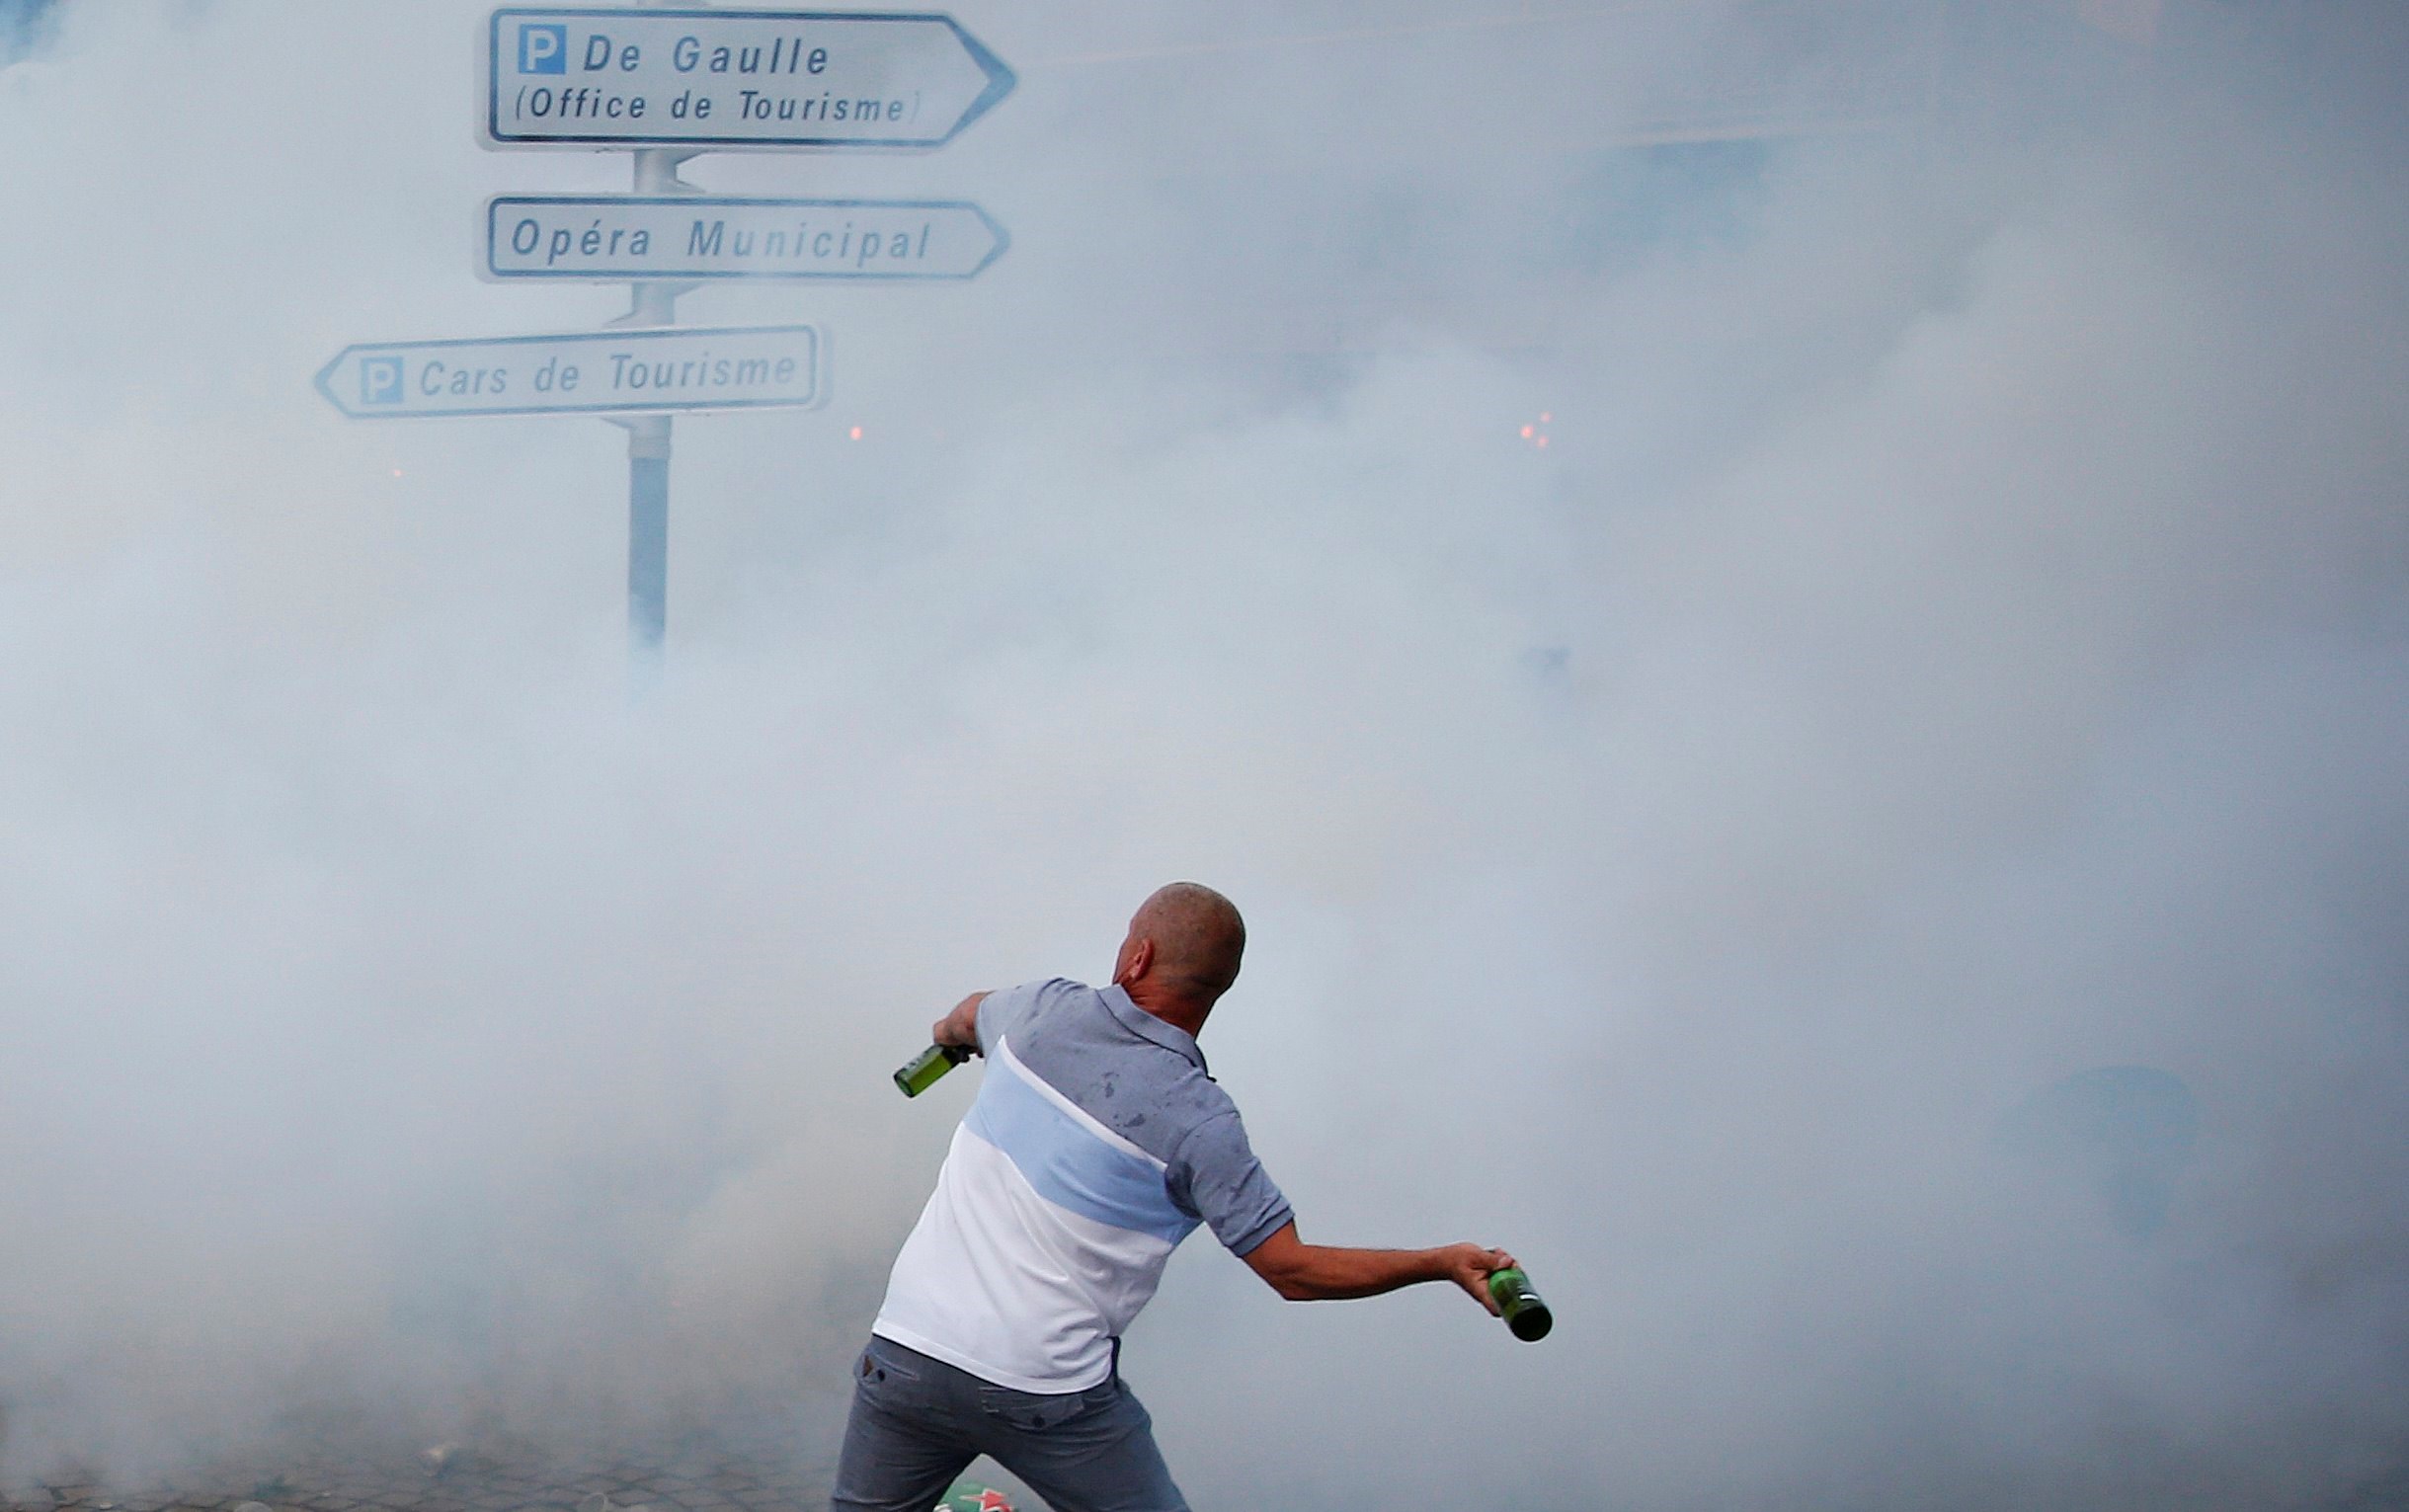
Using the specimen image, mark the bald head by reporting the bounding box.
[1113,883,1246,1022]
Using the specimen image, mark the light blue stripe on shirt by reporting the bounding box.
[965,1051,1201,1246]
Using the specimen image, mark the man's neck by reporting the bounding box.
[1121,981,1211,1041]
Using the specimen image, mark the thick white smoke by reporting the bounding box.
[2,2,2406,1508]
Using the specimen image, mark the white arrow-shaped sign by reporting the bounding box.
[483,195,1008,280]
[482,8,1015,150]
[315,325,824,420]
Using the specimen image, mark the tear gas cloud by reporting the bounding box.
[1,1,2406,1506]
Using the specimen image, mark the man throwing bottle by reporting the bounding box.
[833,882,1517,1512]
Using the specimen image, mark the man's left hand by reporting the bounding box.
[932,992,990,1055]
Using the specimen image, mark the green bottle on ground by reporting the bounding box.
[1487,1266,1553,1341]
[894,1043,972,1097]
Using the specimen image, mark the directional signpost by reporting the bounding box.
[483,196,1007,281]
[316,326,823,419]
[481,7,1014,150]
[317,2,1014,662]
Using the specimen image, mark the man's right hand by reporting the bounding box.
[1438,1243,1519,1314]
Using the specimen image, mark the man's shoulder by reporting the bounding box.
[977,978,1094,1054]
[993,976,1093,1010]
[1002,981,1232,1158]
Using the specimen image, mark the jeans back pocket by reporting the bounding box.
[978,1384,1094,1434]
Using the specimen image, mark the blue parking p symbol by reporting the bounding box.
[361,358,405,406]
[518,24,568,73]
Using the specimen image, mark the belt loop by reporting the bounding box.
[1109,1336,1122,1383]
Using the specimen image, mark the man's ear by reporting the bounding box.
[1118,936,1155,986]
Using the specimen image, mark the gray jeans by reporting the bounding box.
[831,1336,1189,1512]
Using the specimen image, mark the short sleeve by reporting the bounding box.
[1169,1110,1294,1256]
[975,979,1072,1058]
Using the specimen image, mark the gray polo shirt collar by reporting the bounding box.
[1101,983,1208,1074]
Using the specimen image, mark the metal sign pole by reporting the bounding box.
[618,0,692,665]
[608,144,698,660]
[624,418,672,652]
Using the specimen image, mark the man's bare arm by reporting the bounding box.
[1241,1221,1515,1313]
[932,993,989,1054]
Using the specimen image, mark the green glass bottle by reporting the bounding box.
[1487,1266,1553,1341]
[894,1043,973,1098]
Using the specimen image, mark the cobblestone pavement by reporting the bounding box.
[0,1416,842,1512]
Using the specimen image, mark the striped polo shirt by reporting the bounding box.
[872,978,1294,1393]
